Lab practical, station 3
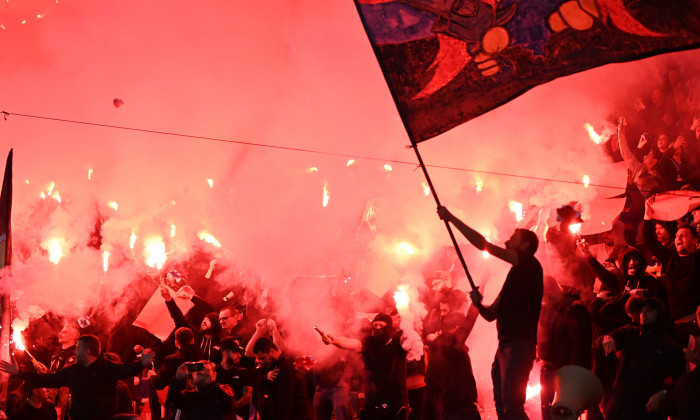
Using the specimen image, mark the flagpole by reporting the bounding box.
[409,140,477,291]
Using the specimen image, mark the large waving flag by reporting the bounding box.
[354,0,700,142]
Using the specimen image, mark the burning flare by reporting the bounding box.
[583,175,590,188]
[198,230,222,248]
[103,250,110,272]
[207,178,214,188]
[12,329,25,352]
[307,167,319,173]
[584,123,602,144]
[475,177,484,193]
[569,223,582,234]
[508,201,524,222]
[108,201,118,211]
[88,168,93,180]
[170,223,176,238]
[45,238,63,264]
[144,236,167,269]
[397,242,415,256]
[526,383,542,400]
[383,164,393,172]
[130,232,137,250]
[393,286,410,312]
[346,159,355,167]
[323,183,330,207]
[422,182,430,196]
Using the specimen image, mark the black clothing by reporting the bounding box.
[17,357,144,420]
[538,295,592,369]
[115,379,134,414]
[497,251,543,344]
[216,364,253,419]
[12,400,57,420]
[254,354,314,420]
[361,330,408,412]
[604,323,685,420]
[153,343,199,390]
[165,299,222,364]
[643,220,700,320]
[49,346,76,372]
[169,378,234,420]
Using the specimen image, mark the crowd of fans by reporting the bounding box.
[1,64,700,420]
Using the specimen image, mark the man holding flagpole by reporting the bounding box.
[438,206,542,420]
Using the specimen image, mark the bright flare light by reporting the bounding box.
[47,238,63,264]
[508,201,524,222]
[307,167,319,173]
[12,329,25,351]
[102,250,109,272]
[397,242,415,255]
[346,159,355,167]
[170,224,176,238]
[51,191,61,203]
[526,383,542,400]
[198,230,222,248]
[584,123,602,144]
[108,201,118,211]
[393,286,410,311]
[475,177,484,193]
[384,164,393,171]
[88,168,93,180]
[323,183,330,207]
[583,175,590,188]
[422,182,430,196]
[207,178,214,188]
[569,223,582,234]
[144,237,167,269]
[130,232,137,250]
[40,192,46,199]
[47,181,55,195]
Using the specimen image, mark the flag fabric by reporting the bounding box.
[0,150,12,267]
[133,286,195,341]
[643,190,700,221]
[0,150,12,410]
[354,0,700,142]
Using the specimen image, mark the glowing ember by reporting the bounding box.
[108,201,118,211]
[508,201,524,222]
[307,167,319,173]
[383,164,393,171]
[422,182,430,196]
[144,237,167,269]
[46,238,63,264]
[88,168,93,179]
[51,191,61,203]
[207,178,214,188]
[475,177,484,193]
[483,250,490,259]
[40,192,46,199]
[584,123,602,144]
[47,181,55,195]
[346,159,355,167]
[397,242,415,255]
[197,230,222,248]
[583,175,590,188]
[130,232,137,250]
[569,223,582,234]
[526,383,542,400]
[393,286,410,311]
[102,250,109,272]
[170,224,176,238]
[323,183,330,207]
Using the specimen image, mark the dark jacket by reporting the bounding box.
[254,354,314,420]
[18,357,144,420]
[169,378,234,420]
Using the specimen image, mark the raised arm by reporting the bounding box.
[320,333,362,353]
[469,289,500,322]
[438,206,518,265]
